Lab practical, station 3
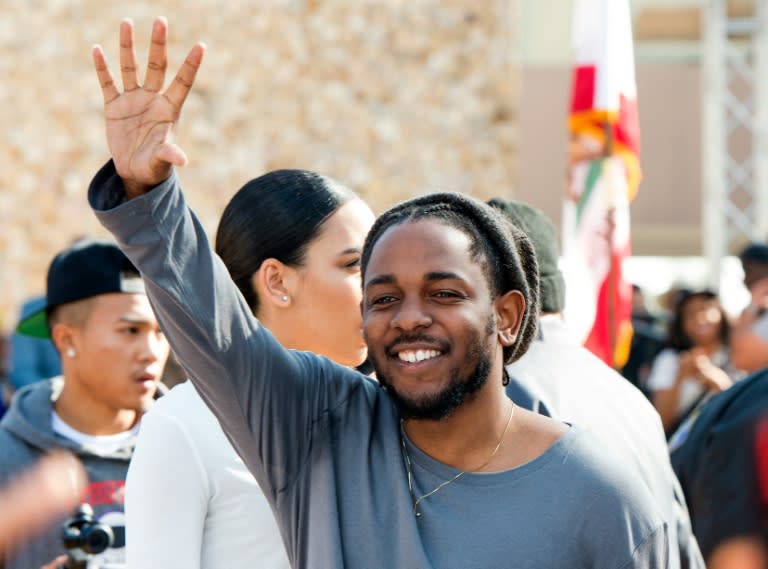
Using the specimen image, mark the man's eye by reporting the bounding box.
[433,290,464,299]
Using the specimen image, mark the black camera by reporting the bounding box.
[60,503,114,569]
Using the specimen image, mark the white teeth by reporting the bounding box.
[398,350,441,363]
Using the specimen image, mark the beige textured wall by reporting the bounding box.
[0,1,519,332]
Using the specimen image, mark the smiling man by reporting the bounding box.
[87,17,670,568]
[363,219,516,422]
[0,239,170,568]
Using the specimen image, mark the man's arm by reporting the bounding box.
[89,18,364,493]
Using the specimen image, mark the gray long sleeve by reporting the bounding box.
[88,161,373,497]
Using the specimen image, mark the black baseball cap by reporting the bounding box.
[16,239,145,339]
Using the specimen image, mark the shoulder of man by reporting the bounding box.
[671,370,768,464]
[0,438,52,491]
[556,427,669,566]
[670,369,768,558]
[0,382,56,483]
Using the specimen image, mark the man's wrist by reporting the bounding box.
[123,179,154,200]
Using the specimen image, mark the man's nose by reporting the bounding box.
[390,297,432,331]
[139,332,167,362]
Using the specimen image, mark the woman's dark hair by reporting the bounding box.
[360,192,540,374]
[215,169,357,314]
[666,289,731,352]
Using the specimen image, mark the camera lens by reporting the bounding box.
[61,504,115,557]
[83,525,114,554]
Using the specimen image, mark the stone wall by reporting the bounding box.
[0,0,519,332]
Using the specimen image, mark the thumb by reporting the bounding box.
[156,143,188,168]
[40,554,68,569]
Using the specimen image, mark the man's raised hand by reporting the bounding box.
[92,17,205,198]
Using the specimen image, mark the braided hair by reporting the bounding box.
[360,192,540,371]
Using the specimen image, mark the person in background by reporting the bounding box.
[646,288,735,435]
[6,296,62,392]
[125,168,374,569]
[488,197,703,568]
[671,368,768,567]
[731,243,768,374]
[0,239,170,569]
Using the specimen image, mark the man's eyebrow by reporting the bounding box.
[118,316,152,325]
[425,271,465,282]
[365,275,395,287]
[366,272,466,287]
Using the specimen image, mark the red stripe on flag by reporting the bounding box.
[615,94,640,156]
[583,245,633,367]
[570,65,596,114]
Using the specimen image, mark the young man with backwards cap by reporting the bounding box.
[0,239,170,569]
[487,198,705,569]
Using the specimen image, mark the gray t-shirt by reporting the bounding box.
[89,161,669,569]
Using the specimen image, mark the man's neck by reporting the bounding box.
[54,382,138,436]
[402,383,514,472]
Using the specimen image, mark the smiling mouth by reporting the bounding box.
[397,349,442,363]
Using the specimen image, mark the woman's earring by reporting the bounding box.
[281,295,289,303]
[65,348,76,358]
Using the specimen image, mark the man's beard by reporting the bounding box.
[372,332,493,421]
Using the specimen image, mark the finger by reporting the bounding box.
[120,18,140,91]
[92,45,119,105]
[156,143,188,168]
[40,555,68,569]
[143,16,169,93]
[163,42,206,110]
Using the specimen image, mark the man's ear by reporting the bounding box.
[495,290,525,347]
[50,322,77,357]
[251,258,295,308]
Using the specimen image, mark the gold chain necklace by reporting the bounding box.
[400,403,515,518]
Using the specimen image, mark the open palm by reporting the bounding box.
[92,17,205,197]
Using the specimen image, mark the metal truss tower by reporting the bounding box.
[702,0,768,288]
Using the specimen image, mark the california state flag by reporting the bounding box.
[561,0,640,368]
